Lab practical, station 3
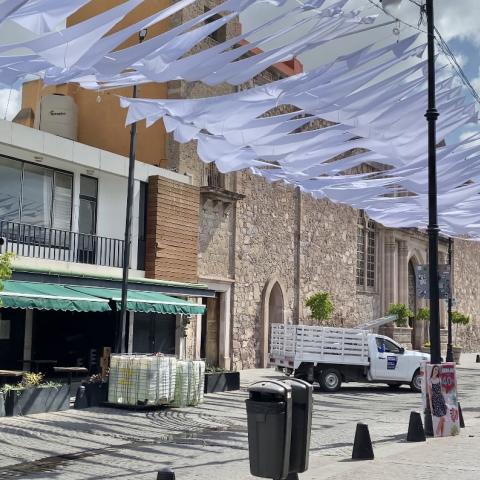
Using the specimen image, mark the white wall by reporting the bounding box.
[0,119,193,272]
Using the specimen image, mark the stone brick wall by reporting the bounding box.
[198,199,234,279]
[231,171,297,369]
[299,196,380,327]
[453,239,480,351]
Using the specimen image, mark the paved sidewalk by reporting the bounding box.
[0,358,478,479]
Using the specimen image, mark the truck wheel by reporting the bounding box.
[410,369,422,393]
[320,368,342,393]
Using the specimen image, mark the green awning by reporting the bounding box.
[0,281,111,313]
[67,286,206,315]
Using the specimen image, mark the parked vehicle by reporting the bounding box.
[269,322,430,393]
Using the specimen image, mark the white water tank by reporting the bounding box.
[36,94,78,140]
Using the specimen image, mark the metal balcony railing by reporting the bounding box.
[0,220,124,268]
[201,163,225,189]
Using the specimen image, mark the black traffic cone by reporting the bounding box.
[476,354,480,363]
[458,403,465,428]
[157,469,175,480]
[352,423,374,460]
[407,411,426,442]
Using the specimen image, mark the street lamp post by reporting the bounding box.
[424,0,442,366]
[118,28,148,354]
[446,237,454,362]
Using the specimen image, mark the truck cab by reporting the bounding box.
[367,334,430,391]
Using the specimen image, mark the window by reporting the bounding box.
[357,212,376,289]
[0,156,72,229]
[376,337,402,354]
[204,7,227,43]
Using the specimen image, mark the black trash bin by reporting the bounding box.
[246,381,293,479]
[283,378,313,474]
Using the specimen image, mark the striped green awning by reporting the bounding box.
[0,280,111,312]
[67,286,206,315]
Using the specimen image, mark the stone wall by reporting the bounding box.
[229,172,384,369]
[453,239,480,351]
[232,171,297,369]
[198,199,234,279]
[299,195,382,327]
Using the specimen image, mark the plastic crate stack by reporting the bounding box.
[108,354,177,406]
[172,360,206,407]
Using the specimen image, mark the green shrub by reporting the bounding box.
[387,303,413,327]
[416,308,430,322]
[306,292,334,324]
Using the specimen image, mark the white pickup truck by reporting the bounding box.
[269,322,430,392]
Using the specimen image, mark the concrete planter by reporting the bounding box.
[380,325,413,350]
[204,372,240,394]
[4,384,70,417]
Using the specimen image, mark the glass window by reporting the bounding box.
[80,175,98,199]
[52,172,73,230]
[356,216,365,287]
[0,157,22,222]
[357,212,376,289]
[21,163,53,227]
[0,156,73,232]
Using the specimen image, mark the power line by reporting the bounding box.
[366,0,480,108]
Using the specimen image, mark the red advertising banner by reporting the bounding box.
[421,362,460,437]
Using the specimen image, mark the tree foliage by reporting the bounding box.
[306,291,334,324]
[0,252,14,303]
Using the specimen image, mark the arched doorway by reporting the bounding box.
[260,279,285,367]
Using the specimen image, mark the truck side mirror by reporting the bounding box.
[399,347,405,354]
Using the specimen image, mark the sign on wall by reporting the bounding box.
[416,264,451,299]
[421,362,460,437]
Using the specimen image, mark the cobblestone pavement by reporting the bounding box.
[0,358,479,479]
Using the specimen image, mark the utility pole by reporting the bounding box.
[119,28,148,353]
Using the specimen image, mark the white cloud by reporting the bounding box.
[0,88,21,120]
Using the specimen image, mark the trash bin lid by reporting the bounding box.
[283,378,313,404]
[248,380,292,401]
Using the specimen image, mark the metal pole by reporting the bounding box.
[446,237,454,362]
[425,0,441,365]
[118,29,148,353]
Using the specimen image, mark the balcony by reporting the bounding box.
[0,220,124,268]
[200,163,244,206]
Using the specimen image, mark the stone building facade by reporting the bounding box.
[160,0,480,370]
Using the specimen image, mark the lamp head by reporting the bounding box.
[380,0,403,12]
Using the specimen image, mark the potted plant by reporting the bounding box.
[204,365,240,394]
[387,303,414,327]
[78,373,109,408]
[452,311,470,364]
[382,304,414,348]
[2,373,69,417]
[306,291,334,325]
